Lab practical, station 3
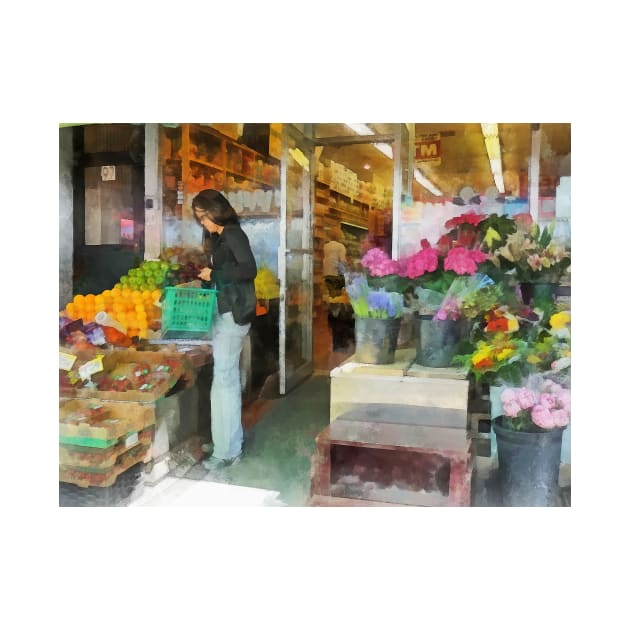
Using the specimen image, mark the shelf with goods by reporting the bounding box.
[160,124,281,219]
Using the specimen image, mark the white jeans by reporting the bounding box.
[209,312,251,460]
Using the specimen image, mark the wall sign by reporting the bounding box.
[415,133,441,165]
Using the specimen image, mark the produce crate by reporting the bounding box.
[59,462,144,507]
[63,349,192,402]
[59,426,154,469]
[59,442,150,488]
[59,398,156,442]
[161,287,218,340]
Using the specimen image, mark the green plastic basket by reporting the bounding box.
[161,286,218,339]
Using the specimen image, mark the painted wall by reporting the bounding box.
[59,128,74,309]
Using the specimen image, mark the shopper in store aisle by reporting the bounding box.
[323,226,354,351]
[192,190,257,473]
[322,226,347,298]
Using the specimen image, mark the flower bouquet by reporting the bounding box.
[343,272,404,364]
[343,272,404,319]
[453,331,529,386]
[494,373,570,506]
[490,220,571,285]
[499,375,571,432]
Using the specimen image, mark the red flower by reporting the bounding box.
[445,212,486,229]
[486,318,509,332]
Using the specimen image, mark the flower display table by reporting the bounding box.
[310,355,473,506]
[329,351,469,429]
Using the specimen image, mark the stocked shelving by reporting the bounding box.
[160,124,281,219]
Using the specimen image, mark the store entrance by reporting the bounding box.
[72,124,146,296]
[310,130,397,372]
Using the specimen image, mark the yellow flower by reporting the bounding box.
[496,347,515,362]
[472,347,492,366]
[483,227,501,248]
[506,314,519,332]
[527,355,542,364]
[550,311,571,330]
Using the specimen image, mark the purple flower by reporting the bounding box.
[531,404,555,429]
[539,393,557,410]
[551,408,570,427]
[516,388,537,410]
[368,290,390,313]
[502,399,521,418]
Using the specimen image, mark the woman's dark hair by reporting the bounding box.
[192,189,239,226]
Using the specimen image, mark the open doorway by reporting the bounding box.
[310,134,395,373]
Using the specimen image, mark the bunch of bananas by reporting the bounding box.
[255,267,280,299]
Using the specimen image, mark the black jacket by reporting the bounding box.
[202,223,257,325]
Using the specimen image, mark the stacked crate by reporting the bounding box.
[59,399,156,505]
[309,350,473,507]
[59,348,193,505]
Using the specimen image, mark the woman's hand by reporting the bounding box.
[198,267,212,282]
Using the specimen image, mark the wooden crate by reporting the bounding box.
[330,358,469,429]
[310,420,472,507]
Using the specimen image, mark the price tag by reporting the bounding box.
[125,432,139,448]
[78,355,104,381]
[59,352,77,371]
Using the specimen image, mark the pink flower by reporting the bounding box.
[516,388,537,410]
[500,388,518,404]
[543,379,563,394]
[444,247,487,275]
[551,408,570,427]
[502,399,521,418]
[539,393,557,410]
[360,248,400,276]
[556,389,571,411]
[531,404,555,429]
[399,247,439,278]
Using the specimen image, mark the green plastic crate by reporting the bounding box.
[161,286,218,339]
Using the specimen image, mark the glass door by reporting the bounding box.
[279,125,315,394]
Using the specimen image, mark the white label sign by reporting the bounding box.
[59,352,77,371]
[78,355,104,380]
[125,432,139,448]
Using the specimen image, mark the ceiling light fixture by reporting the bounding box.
[480,123,505,193]
[345,123,393,159]
[414,168,442,197]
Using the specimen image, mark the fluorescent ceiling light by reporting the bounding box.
[480,123,505,193]
[414,168,442,197]
[345,124,393,159]
[347,123,441,196]
[345,123,374,136]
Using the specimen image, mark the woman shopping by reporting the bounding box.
[193,189,257,472]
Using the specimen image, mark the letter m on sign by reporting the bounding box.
[415,133,441,165]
